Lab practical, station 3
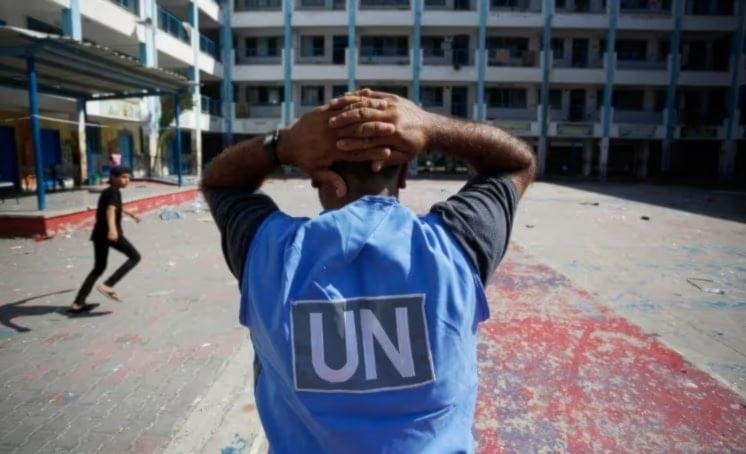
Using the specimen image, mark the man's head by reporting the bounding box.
[109,166,132,188]
[316,161,407,210]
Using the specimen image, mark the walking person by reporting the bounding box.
[202,89,535,452]
[69,166,141,313]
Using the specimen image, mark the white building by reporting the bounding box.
[0,0,744,184]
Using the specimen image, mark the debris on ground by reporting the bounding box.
[686,278,726,295]
[159,209,183,221]
[525,224,535,229]
[580,202,600,206]
[641,216,650,221]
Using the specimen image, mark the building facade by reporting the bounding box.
[0,0,744,185]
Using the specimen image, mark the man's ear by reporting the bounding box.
[397,164,408,189]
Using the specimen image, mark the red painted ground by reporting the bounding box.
[474,244,746,452]
[0,187,199,237]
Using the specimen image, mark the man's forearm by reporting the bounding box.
[428,114,534,175]
[201,136,277,196]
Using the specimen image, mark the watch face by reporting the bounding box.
[263,132,275,149]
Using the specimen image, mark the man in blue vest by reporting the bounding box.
[202,89,535,453]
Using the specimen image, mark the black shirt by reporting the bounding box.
[91,186,123,241]
[207,175,518,286]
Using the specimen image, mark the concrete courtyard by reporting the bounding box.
[0,178,744,453]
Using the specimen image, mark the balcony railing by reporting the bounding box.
[487,48,538,67]
[201,96,222,117]
[424,0,475,10]
[360,0,411,9]
[110,0,139,15]
[235,0,282,11]
[615,110,663,124]
[237,51,282,65]
[620,0,671,14]
[487,106,537,121]
[359,47,410,65]
[234,103,282,119]
[490,0,540,12]
[296,0,347,9]
[200,34,220,60]
[555,0,604,13]
[423,48,474,66]
[616,55,667,70]
[158,7,189,43]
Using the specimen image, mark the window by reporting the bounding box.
[301,0,326,6]
[421,87,444,107]
[616,40,647,61]
[360,37,409,57]
[422,37,445,57]
[613,90,645,110]
[657,40,670,62]
[301,36,325,57]
[425,0,446,6]
[486,88,527,108]
[549,89,562,109]
[245,37,282,57]
[301,86,325,106]
[248,87,284,105]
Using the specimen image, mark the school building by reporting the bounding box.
[0,0,744,202]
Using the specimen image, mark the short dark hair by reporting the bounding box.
[110,166,132,177]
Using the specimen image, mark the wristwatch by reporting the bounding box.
[263,128,282,166]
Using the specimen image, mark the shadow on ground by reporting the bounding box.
[542,179,746,223]
[0,289,112,333]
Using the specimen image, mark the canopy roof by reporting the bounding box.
[0,26,191,100]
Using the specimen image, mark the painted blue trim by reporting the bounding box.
[539,0,552,138]
[601,0,617,138]
[26,56,45,211]
[348,0,357,90]
[725,0,745,140]
[476,0,487,121]
[221,0,233,145]
[283,0,293,125]
[174,94,183,187]
[664,0,684,142]
[412,0,421,105]
[138,42,147,63]
[62,0,82,41]
[189,1,197,25]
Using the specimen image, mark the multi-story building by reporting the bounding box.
[232,0,745,182]
[0,0,230,183]
[0,0,743,186]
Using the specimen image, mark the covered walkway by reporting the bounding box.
[0,26,192,211]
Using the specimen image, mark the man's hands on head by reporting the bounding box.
[278,90,397,196]
[329,89,434,167]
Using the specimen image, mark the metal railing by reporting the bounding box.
[200,34,220,60]
[158,7,189,43]
[235,0,282,11]
[201,96,222,117]
[110,0,139,15]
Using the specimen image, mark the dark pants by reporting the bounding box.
[74,236,141,304]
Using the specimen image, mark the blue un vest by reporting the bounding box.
[240,196,489,453]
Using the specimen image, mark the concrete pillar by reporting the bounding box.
[76,100,87,184]
[718,140,736,183]
[599,137,609,180]
[582,139,593,177]
[189,1,202,177]
[662,139,672,172]
[537,135,548,177]
[637,140,650,179]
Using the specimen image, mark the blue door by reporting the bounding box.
[40,129,62,189]
[118,131,134,169]
[41,129,62,167]
[0,126,19,186]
